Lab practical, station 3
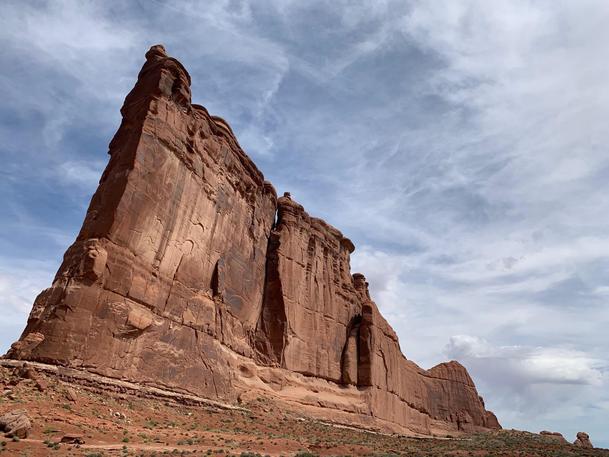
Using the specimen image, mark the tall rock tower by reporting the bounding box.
[6,45,500,436]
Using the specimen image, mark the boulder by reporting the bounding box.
[0,409,32,438]
[35,377,48,392]
[64,387,78,403]
[14,366,37,380]
[573,431,593,448]
[14,365,47,391]
[60,433,85,444]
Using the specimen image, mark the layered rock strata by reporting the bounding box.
[6,45,499,435]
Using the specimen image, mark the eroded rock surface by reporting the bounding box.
[574,432,593,448]
[540,430,568,444]
[6,45,499,435]
[0,409,31,438]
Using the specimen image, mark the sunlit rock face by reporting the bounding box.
[6,45,500,435]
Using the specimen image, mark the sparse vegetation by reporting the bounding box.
[0,364,607,457]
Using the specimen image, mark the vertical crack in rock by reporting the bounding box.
[210,258,224,299]
[341,314,361,385]
[357,302,374,387]
[5,44,500,435]
[255,215,287,366]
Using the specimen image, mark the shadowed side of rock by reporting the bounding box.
[6,45,500,435]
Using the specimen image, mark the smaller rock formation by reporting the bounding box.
[64,387,78,403]
[14,364,47,391]
[14,365,37,380]
[540,430,568,443]
[60,434,85,444]
[0,409,32,438]
[573,431,593,448]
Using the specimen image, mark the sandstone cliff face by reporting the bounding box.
[8,45,276,399]
[6,45,499,435]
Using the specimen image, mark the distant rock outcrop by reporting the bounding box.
[5,45,500,435]
[574,432,593,449]
[540,430,568,443]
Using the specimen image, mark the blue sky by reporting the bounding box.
[1,0,608,447]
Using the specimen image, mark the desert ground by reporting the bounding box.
[0,363,606,457]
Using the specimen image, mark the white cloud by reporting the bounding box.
[446,335,604,386]
[0,258,56,354]
[0,266,51,314]
[55,160,106,189]
[444,335,608,444]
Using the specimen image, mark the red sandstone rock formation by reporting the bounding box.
[5,45,500,435]
[0,409,32,438]
[540,430,568,444]
[574,432,593,448]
